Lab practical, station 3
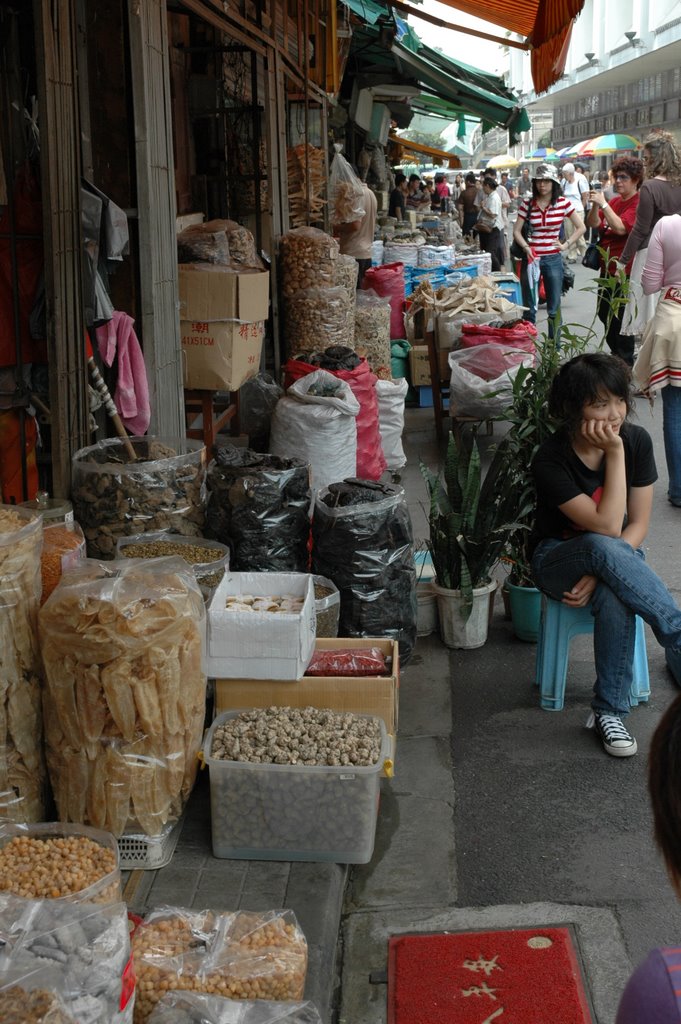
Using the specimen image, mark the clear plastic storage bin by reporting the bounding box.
[204,710,389,863]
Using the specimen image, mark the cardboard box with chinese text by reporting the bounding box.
[178,264,270,322]
[181,319,264,391]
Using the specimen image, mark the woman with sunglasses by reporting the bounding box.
[586,157,644,366]
[616,130,681,334]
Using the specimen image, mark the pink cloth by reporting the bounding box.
[642,214,681,294]
[95,311,151,435]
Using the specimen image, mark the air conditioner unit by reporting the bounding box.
[368,103,390,145]
[349,85,374,132]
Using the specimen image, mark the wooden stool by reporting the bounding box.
[184,390,239,451]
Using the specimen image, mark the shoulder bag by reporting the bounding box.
[510,202,532,261]
[582,242,602,270]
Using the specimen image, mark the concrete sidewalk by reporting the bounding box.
[127,263,681,1023]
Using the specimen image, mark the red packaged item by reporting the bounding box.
[460,320,538,357]
[361,263,406,339]
[305,647,388,676]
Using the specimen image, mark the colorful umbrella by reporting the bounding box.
[564,139,595,159]
[486,154,520,169]
[556,146,573,158]
[589,133,641,153]
[529,147,558,160]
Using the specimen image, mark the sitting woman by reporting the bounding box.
[586,156,644,366]
[530,353,681,758]
[512,163,586,340]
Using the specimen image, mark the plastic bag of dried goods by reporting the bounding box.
[148,992,322,1024]
[329,145,366,224]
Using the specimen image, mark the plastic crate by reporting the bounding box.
[491,273,523,305]
[204,710,390,863]
[446,263,478,279]
[417,386,449,409]
[118,818,184,870]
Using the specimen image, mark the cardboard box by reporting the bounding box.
[178,264,270,322]
[409,345,450,386]
[181,319,264,391]
[214,637,399,775]
[409,345,431,387]
[206,571,316,680]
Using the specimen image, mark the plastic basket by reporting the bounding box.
[118,818,184,870]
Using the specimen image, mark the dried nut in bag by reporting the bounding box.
[39,558,207,838]
[0,506,46,823]
[279,228,339,297]
[147,992,322,1024]
[0,984,76,1024]
[132,908,307,1023]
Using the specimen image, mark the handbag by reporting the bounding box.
[510,204,532,260]
[582,243,601,270]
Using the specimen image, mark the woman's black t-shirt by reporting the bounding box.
[530,422,657,552]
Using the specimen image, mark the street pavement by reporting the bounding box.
[126,262,681,1023]
[340,262,681,1023]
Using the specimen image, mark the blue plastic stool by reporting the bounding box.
[535,595,651,711]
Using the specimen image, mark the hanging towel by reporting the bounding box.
[95,311,151,435]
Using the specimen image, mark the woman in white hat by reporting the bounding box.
[512,163,586,339]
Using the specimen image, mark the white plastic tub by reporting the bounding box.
[204,710,389,863]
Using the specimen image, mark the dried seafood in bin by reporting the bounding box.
[0,982,76,1024]
[283,286,354,354]
[353,291,391,371]
[71,437,206,560]
[132,908,307,1023]
[38,559,207,838]
[147,992,322,1024]
[0,506,46,823]
[279,227,338,297]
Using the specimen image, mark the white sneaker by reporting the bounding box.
[587,712,637,757]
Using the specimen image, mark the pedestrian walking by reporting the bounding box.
[586,156,643,366]
[633,213,681,508]
[456,172,480,236]
[530,352,681,757]
[473,175,505,271]
[618,129,681,335]
[512,163,586,340]
[560,162,589,259]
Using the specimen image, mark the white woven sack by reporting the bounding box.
[383,242,420,267]
[371,239,384,266]
[448,347,532,419]
[269,370,359,496]
[376,377,408,471]
[417,245,455,268]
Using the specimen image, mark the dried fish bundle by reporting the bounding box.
[38,558,207,837]
[0,506,46,823]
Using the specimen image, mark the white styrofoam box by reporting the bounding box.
[204,710,389,862]
[206,572,316,680]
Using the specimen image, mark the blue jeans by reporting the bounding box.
[521,252,564,340]
[662,385,681,506]
[532,534,681,715]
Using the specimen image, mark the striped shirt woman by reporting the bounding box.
[512,163,586,340]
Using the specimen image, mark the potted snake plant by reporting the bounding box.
[420,429,523,649]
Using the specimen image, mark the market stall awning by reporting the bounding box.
[391,39,531,144]
[388,135,461,167]
[417,0,586,94]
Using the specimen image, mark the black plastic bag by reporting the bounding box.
[206,447,311,571]
[312,479,417,664]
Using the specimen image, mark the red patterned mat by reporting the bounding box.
[387,926,593,1023]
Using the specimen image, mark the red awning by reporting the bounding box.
[426,0,585,93]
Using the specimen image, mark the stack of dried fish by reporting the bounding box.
[286,144,326,228]
[38,559,206,838]
[0,506,46,823]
